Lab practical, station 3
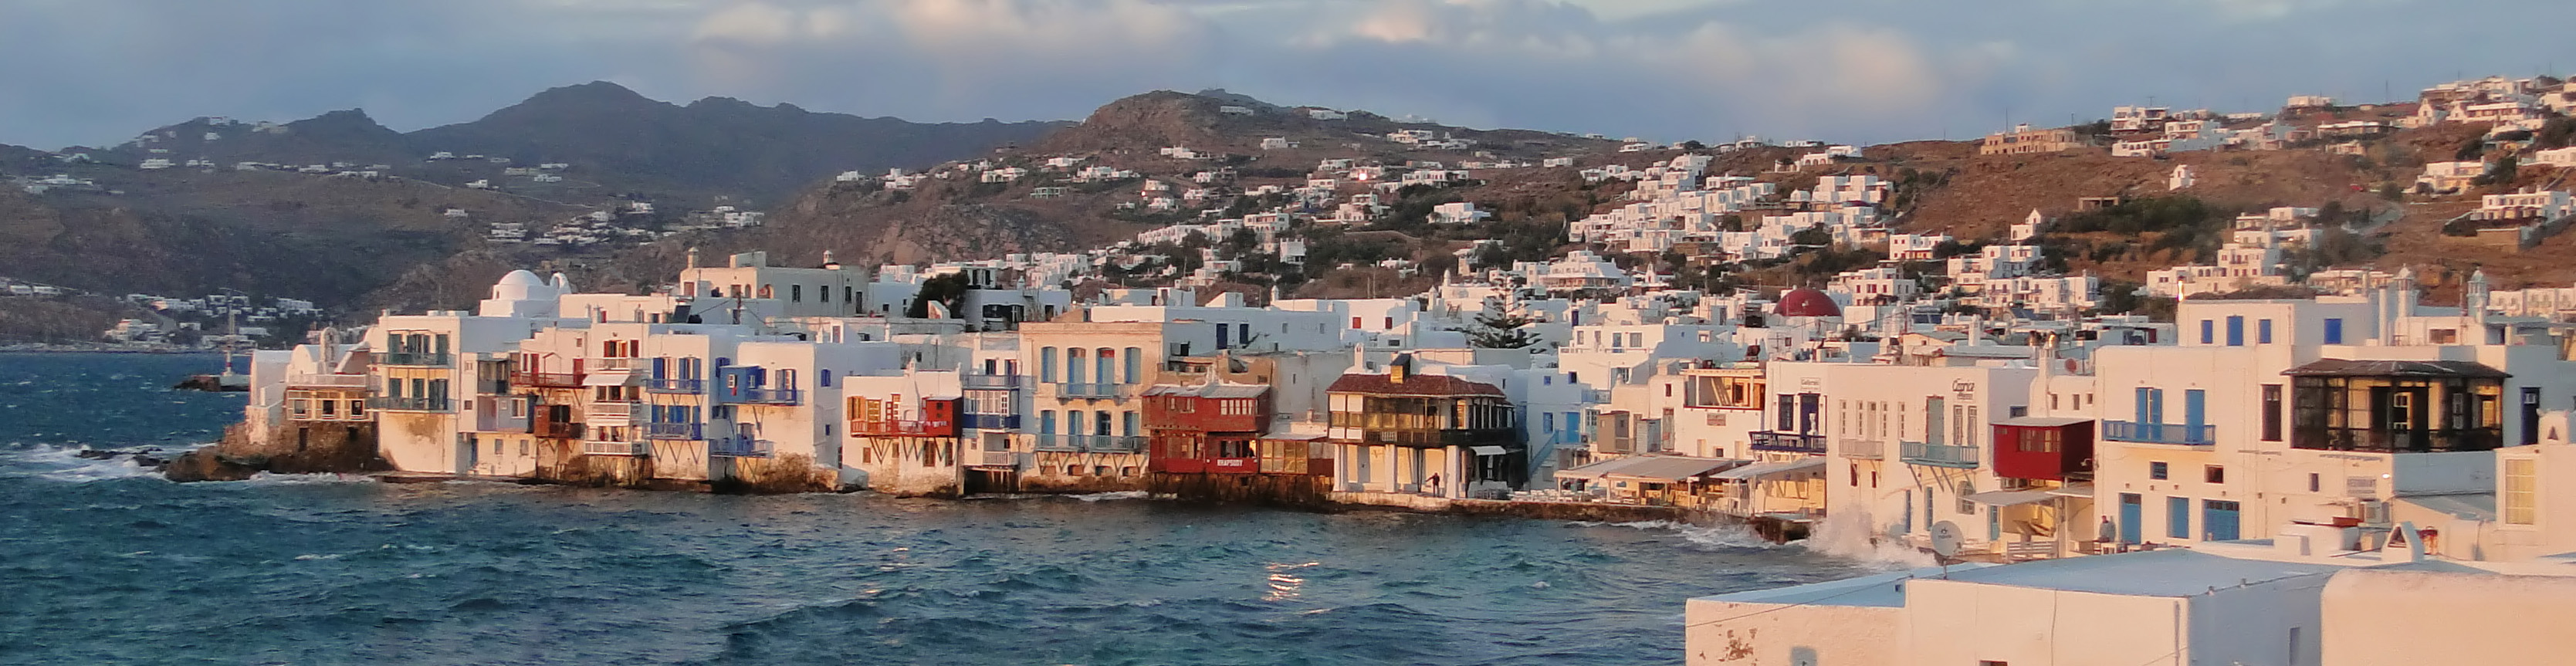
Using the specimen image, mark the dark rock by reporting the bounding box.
[164,450,259,482]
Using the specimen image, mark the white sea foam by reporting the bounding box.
[1068,491,1150,502]
[0,445,163,482]
[1566,519,1779,549]
[1796,509,1935,569]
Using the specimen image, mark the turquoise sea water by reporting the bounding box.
[0,353,1874,665]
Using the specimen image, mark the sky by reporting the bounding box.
[1,0,2568,150]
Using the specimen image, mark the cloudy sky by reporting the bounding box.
[2,0,2566,150]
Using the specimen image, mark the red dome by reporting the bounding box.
[1775,288,1843,318]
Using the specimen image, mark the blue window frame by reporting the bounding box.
[2200,319,2214,344]
[2150,461,2169,480]
[2258,319,2274,344]
[2323,318,2344,344]
[2226,316,2244,347]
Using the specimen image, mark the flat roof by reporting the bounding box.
[1935,549,2347,597]
[1698,549,2350,608]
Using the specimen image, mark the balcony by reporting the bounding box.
[590,357,641,371]
[2292,428,2502,454]
[533,420,584,440]
[367,396,452,412]
[510,370,584,388]
[1749,431,1827,454]
[645,422,703,441]
[961,374,1030,390]
[286,374,367,387]
[1900,441,1981,468]
[1032,434,1146,453]
[851,418,959,438]
[711,436,773,458]
[379,352,452,367]
[963,414,1021,431]
[1840,439,1884,460]
[729,387,801,405]
[581,441,646,456]
[646,377,705,394]
[1054,383,1131,399]
[2102,421,2215,446]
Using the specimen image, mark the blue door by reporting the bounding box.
[1899,490,1914,535]
[2204,500,2242,541]
[2185,390,2206,430]
[2118,493,2142,543]
[2167,496,2192,539]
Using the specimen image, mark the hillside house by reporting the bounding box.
[1980,124,2093,155]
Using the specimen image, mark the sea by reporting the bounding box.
[0,353,1885,665]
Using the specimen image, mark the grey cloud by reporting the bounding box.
[0,0,2567,150]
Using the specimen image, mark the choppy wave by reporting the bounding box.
[0,445,165,482]
[1065,490,1152,502]
[1563,519,1780,549]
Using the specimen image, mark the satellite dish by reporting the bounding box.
[1928,521,1965,559]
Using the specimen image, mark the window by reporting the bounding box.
[2506,458,2537,525]
[2261,384,2283,441]
[820,369,834,387]
[1123,347,1142,384]
[2168,496,2192,539]
[2258,319,2274,344]
[1040,347,1058,382]
[790,285,803,303]
[1956,480,1977,515]
[2149,461,2169,480]
[2308,473,2320,493]
[2199,319,2214,344]
[2205,465,2226,484]
[2226,316,2244,347]
[2323,318,2344,344]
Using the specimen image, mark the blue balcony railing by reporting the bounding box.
[1054,383,1131,399]
[367,396,452,412]
[2103,421,2215,446]
[647,378,704,394]
[962,374,1029,390]
[731,387,801,405]
[1032,434,1144,453]
[1748,431,1827,454]
[963,414,1021,430]
[710,436,773,458]
[645,422,702,440]
[379,352,452,367]
[1899,441,1980,468]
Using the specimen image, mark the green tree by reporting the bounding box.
[905,272,970,318]
[1468,311,1541,349]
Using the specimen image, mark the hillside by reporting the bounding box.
[408,82,1066,204]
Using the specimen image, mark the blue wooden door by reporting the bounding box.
[2118,493,2143,543]
[2167,496,2192,539]
[2204,500,2242,541]
[2185,390,2207,429]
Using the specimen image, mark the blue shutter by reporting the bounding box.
[2258,319,2273,344]
[2225,316,2244,347]
[2200,319,2214,344]
[2323,318,2344,344]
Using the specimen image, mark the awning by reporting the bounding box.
[1966,489,2062,507]
[1470,445,1509,456]
[2049,483,2096,499]
[583,370,639,386]
[1708,458,1826,481]
[1556,455,1742,482]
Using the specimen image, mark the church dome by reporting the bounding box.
[1775,288,1843,318]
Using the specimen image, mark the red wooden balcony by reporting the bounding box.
[1994,418,2094,481]
[850,418,960,438]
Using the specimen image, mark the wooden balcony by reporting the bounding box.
[510,370,584,388]
[851,418,960,438]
